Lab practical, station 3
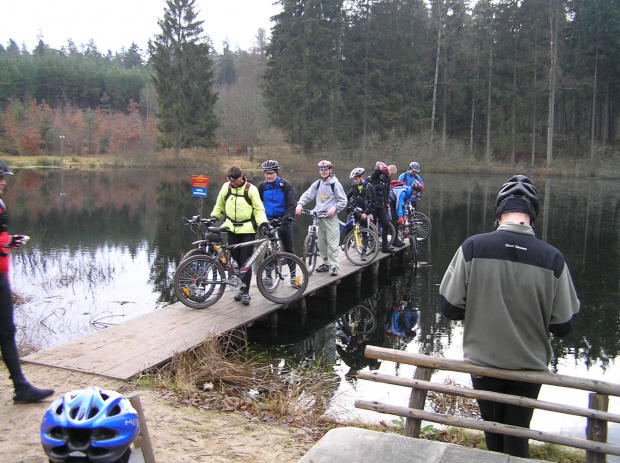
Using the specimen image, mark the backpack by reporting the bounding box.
[225,181,252,206]
[314,179,335,194]
[258,179,293,198]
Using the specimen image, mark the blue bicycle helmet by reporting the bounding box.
[409,162,420,172]
[41,387,139,463]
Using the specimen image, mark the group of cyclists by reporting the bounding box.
[208,159,424,305]
[19,157,425,462]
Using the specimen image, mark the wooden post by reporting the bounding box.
[328,283,337,300]
[371,261,380,278]
[354,271,362,287]
[299,297,307,327]
[128,395,157,463]
[269,312,278,338]
[404,366,433,438]
[586,393,609,463]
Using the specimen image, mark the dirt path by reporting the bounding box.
[1,364,315,463]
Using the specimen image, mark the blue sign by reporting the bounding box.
[192,187,207,197]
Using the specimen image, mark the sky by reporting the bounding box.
[0,0,282,55]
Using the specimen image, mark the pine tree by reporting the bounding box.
[264,0,345,154]
[149,0,218,154]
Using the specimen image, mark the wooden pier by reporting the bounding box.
[23,249,404,380]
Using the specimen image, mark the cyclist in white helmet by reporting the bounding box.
[295,160,347,276]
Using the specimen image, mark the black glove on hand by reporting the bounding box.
[9,235,23,247]
[260,222,271,236]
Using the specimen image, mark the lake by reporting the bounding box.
[6,167,620,449]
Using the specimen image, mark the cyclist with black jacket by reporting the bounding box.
[368,162,395,253]
[346,167,376,224]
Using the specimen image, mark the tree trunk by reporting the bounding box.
[511,59,517,166]
[470,45,479,156]
[531,26,538,167]
[589,46,598,160]
[430,0,443,143]
[485,36,493,164]
[546,1,558,168]
[441,43,448,155]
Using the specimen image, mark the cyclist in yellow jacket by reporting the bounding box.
[210,165,268,305]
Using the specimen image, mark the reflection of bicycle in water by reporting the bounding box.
[336,299,386,375]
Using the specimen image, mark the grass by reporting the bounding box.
[3,133,619,179]
[135,331,340,427]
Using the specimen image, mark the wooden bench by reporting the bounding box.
[298,427,545,462]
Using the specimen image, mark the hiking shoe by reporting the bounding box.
[382,247,397,254]
[13,383,54,404]
[393,239,406,247]
[316,264,330,272]
[263,276,273,287]
[233,291,244,302]
[290,276,299,287]
[330,267,338,276]
[241,294,251,305]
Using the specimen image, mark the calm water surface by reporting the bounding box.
[7,168,620,445]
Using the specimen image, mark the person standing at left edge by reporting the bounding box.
[0,160,54,404]
[210,165,268,306]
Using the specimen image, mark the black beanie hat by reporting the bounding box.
[496,196,537,223]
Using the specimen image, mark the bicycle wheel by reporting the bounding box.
[257,252,308,304]
[367,221,379,238]
[174,256,226,309]
[181,248,208,262]
[414,212,431,242]
[302,233,318,274]
[342,305,377,336]
[343,228,379,265]
[409,235,419,268]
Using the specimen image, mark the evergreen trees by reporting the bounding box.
[1,0,619,159]
[149,0,218,154]
[261,0,620,159]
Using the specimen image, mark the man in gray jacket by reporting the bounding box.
[296,160,347,276]
[439,175,580,458]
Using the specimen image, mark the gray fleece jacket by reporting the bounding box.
[297,175,348,214]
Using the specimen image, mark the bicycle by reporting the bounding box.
[179,215,221,262]
[399,201,432,267]
[300,209,325,274]
[173,219,308,309]
[301,208,379,272]
[338,207,380,265]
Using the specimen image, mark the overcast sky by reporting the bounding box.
[0,0,281,55]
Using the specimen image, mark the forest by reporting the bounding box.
[0,0,618,167]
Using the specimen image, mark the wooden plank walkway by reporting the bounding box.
[23,249,403,380]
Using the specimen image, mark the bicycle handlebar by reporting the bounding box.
[301,209,328,218]
[182,215,217,226]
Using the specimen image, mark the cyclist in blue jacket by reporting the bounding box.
[398,162,424,209]
[258,160,298,285]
